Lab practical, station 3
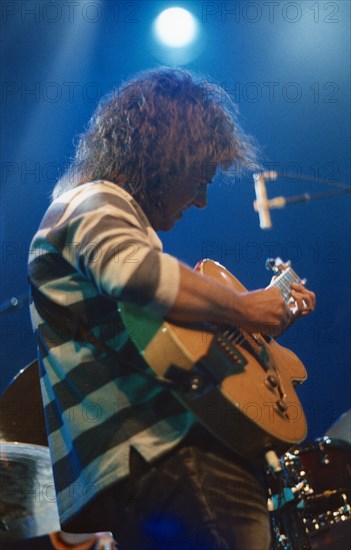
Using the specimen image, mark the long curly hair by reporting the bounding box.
[53,68,257,209]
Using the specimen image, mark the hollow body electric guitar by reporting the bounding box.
[119,258,308,463]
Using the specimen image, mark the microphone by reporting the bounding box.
[253,171,278,229]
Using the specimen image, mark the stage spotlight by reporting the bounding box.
[154,7,198,48]
[151,7,202,65]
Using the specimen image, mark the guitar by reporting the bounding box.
[119,258,308,462]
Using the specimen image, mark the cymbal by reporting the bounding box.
[325,409,351,444]
[0,441,60,542]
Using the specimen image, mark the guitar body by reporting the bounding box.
[120,259,308,462]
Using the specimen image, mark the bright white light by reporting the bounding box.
[154,8,198,48]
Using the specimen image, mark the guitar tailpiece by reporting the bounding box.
[163,363,214,398]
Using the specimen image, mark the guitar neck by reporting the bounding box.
[269,267,303,304]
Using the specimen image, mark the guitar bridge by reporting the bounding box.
[240,332,272,372]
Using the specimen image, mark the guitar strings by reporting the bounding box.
[219,268,302,358]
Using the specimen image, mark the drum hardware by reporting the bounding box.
[303,495,351,533]
[267,478,312,549]
[267,437,351,549]
[266,450,312,549]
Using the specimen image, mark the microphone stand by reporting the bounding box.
[266,187,351,207]
[253,172,351,229]
[0,293,29,314]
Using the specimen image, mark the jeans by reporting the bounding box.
[64,427,271,550]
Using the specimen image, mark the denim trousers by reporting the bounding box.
[64,427,271,550]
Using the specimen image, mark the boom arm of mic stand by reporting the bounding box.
[263,188,351,210]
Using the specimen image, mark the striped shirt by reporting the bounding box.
[28,180,196,525]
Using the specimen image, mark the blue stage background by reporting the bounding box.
[1,0,350,440]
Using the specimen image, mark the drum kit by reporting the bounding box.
[1,360,350,548]
[267,415,351,549]
[0,360,59,544]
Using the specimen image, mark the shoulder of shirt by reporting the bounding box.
[57,179,134,204]
[52,180,154,235]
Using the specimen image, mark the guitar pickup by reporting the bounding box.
[206,336,247,378]
[163,339,248,399]
[215,328,270,373]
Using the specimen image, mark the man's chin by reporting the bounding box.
[156,216,180,232]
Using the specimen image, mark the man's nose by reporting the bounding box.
[193,184,208,208]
